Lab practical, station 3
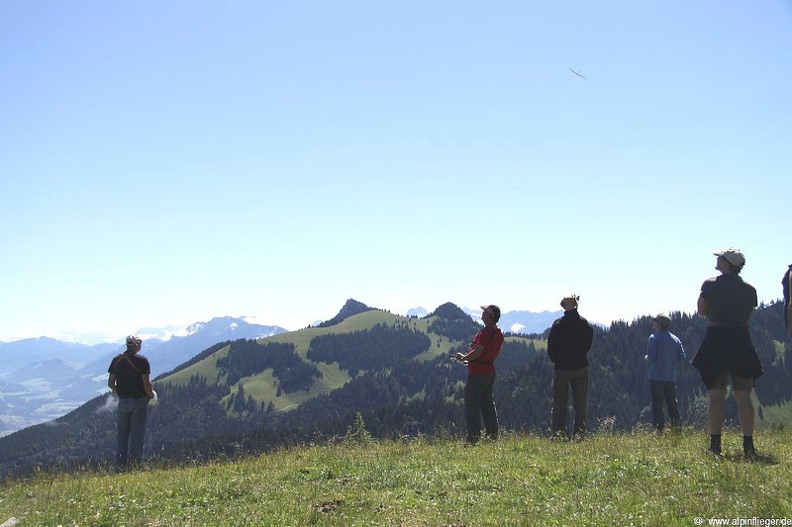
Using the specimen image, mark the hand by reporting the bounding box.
[454,352,465,362]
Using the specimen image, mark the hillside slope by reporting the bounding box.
[1,301,789,480]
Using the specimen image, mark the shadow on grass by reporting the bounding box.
[719,452,779,465]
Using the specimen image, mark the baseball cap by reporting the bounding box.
[713,247,745,268]
[480,304,501,322]
[126,334,142,347]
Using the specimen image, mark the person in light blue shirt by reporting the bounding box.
[645,313,687,431]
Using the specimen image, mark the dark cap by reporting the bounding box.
[653,313,672,327]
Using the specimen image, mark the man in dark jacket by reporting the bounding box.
[108,334,154,470]
[547,294,594,437]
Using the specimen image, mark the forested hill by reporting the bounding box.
[1,301,789,478]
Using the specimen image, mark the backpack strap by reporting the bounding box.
[114,354,141,374]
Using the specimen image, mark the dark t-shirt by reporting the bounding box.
[700,274,757,325]
[108,352,151,398]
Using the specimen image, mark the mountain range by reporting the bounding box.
[0,299,789,479]
[0,305,562,436]
[0,316,286,436]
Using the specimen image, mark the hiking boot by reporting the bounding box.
[709,434,722,456]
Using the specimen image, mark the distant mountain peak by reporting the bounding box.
[428,302,468,320]
[318,299,376,327]
[406,306,427,318]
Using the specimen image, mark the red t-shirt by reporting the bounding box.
[467,326,504,375]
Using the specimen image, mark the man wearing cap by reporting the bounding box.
[454,304,505,444]
[108,335,154,470]
[645,313,687,431]
[547,294,594,437]
[692,248,763,457]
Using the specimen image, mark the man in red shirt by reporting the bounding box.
[455,304,505,444]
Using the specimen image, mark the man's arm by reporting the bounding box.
[462,343,485,362]
[645,336,656,364]
[787,303,792,337]
[583,323,594,352]
[787,273,792,336]
[697,295,708,317]
[142,374,154,399]
[547,325,558,363]
[107,373,117,393]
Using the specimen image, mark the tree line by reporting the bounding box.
[306,323,431,375]
[217,340,321,393]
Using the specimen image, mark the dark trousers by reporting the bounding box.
[551,367,588,436]
[649,380,681,431]
[117,396,148,469]
[464,373,498,443]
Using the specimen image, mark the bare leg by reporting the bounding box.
[733,390,755,436]
[708,389,727,435]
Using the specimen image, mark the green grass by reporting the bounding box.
[759,403,792,430]
[2,429,790,526]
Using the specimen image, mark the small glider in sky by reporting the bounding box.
[569,68,587,79]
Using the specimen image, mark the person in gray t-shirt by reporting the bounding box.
[692,247,763,457]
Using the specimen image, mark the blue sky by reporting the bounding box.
[1,1,790,343]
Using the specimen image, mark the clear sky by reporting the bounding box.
[1,1,790,344]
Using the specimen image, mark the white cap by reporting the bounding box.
[713,247,745,268]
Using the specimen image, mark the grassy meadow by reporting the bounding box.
[2,427,790,526]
